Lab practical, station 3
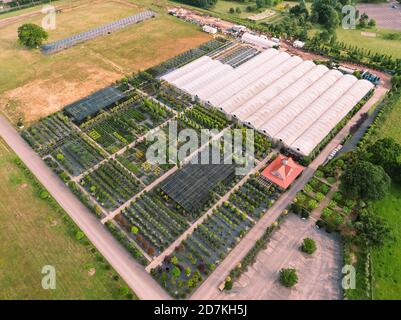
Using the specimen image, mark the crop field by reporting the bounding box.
[0,0,211,125]
[0,138,135,299]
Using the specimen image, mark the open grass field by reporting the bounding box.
[336,28,401,60]
[0,0,210,125]
[371,184,401,299]
[0,137,136,299]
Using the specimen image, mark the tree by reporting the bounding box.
[171,256,178,265]
[358,12,369,28]
[340,161,391,201]
[368,18,376,28]
[175,0,218,9]
[256,0,265,8]
[289,0,309,19]
[354,208,391,248]
[367,138,401,175]
[311,0,341,30]
[301,238,317,254]
[229,7,235,13]
[18,23,48,48]
[236,7,242,14]
[279,268,298,287]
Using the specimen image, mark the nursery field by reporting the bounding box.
[16,39,282,298]
[0,0,210,125]
[0,138,135,300]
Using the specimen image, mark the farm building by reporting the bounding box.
[202,25,217,34]
[260,154,304,189]
[241,33,276,49]
[161,48,374,157]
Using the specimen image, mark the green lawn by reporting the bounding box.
[374,95,401,144]
[336,28,401,59]
[0,138,136,299]
[371,184,401,299]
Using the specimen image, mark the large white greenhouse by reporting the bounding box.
[161,48,374,156]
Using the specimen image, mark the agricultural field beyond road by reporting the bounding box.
[371,185,401,300]
[0,0,210,125]
[0,137,135,299]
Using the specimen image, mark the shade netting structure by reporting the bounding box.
[64,86,126,123]
[41,10,156,54]
[160,163,236,213]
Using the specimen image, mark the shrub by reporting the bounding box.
[75,231,85,240]
[328,200,337,209]
[315,192,325,202]
[322,207,333,219]
[171,266,181,278]
[315,170,324,178]
[301,209,310,219]
[304,184,313,194]
[327,176,336,184]
[332,191,343,202]
[301,238,317,254]
[279,268,298,288]
[307,199,318,210]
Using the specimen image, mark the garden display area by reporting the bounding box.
[150,201,254,299]
[18,40,284,299]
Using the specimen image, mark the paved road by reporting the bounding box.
[0,116,170,300]
[190,87,387,300]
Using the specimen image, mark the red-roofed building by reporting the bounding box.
[260,154,304,189]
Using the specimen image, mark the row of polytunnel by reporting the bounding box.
[161,48,374,156]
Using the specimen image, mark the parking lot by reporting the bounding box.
[216,214,342,300]
[357,2,401,31]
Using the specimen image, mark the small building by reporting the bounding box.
[271,37,280,44]
[232,25,247,32]
[202,25,217,34]
[338,66,355,75]
[293,40,305,48]
[260,154,304,189]
[241,32,276,49]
